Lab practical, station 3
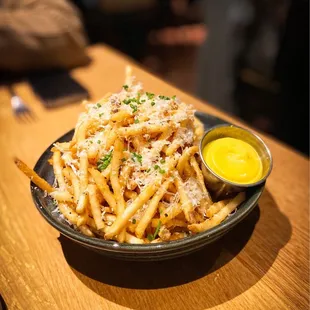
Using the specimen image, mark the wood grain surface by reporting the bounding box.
[0,45,309,310]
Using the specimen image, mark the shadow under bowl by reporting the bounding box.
[30,112,264,261]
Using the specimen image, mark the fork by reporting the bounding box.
[9,86,34,121]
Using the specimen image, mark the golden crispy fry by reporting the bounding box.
[103,213,117,223]
[105,130,118,150]
[102,165,111,181]
[127,221,138,233]
[158,226,171,241]
[58,203,78,224]
[53,142,71,152]
[174,173,195,223]
[87,217,97,229]
[177,146,198,176]
[88,184,105,230]
[79,150,89,191]
[77,212,89,227]
[104,180,161,239]
[76,191,88,215]
[159,127,173,141]
[152,218,187,229]
[124,189,138,200]
[52,151,66,190]
[87,143,99,164]
[184,161,194,178]
[206,199,230,218]
[79,225,94,237]
[111,110,131,122]
[89,168,117,211]
[117,124,169,138]
[188,192,246,233]
[162,192,174,203]
[190,156,212,205]
[165,141,181,156]
[168,182,177,193]
[110,139,125,215]
[76,119,90,144]
[125,233,145,244]
[110,138,126,242]
[105,157,177,239]
[63,167,80,203]
[14,157,54,193]
[193,117,204,143]
[135,179,172,238]
[76,150,89,214]
[119,165,132,189]
[50,191,75,203]
[160,202,182,224]
[132,136,144,151]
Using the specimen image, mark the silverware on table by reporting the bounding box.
[9,86,35,121]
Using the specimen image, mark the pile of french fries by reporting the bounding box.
[15,67,245,244]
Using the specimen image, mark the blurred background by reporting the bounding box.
[0,0,309,155]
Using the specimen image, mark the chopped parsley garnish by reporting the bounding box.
[123,85,129,91]
[132,218,136,224]
[99,113,104,117]
[146,92,155,99]
[151,101,155,106]
[160,159,165,164]
[147,220,162,241]
[123,97,139,105]
[137,93,143,104]
[132,152,142,165]
[154,220,162,238]
[97,151,113,171]
[146,168,151,173]
[154,164,165,174]
[97,140,101,144]
[159,95,170,100]
[121,158,126,162]
[89,141,93,144]
[172,95,176,100]
[130,103,138,113]
[141,99,146,103]
[97,103,102,108]
[123,98,136,105]
[134,119,140,124]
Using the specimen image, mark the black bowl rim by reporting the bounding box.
[31,112,264,254]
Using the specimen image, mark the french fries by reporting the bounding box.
[14,157,54,193]
[188,193,246,233]
[15,67,246,244]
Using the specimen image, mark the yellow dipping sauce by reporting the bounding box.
[203,137,263,184]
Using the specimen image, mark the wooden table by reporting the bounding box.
[0,45,309,310]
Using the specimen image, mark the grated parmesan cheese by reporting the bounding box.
[183,177,204,207]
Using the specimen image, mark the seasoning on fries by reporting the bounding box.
[15,66,246,244]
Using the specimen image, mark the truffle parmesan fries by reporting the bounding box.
[15,67,245,244]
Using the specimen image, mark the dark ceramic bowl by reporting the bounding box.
[31,112,264,261]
